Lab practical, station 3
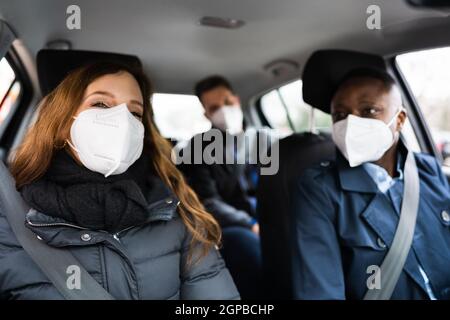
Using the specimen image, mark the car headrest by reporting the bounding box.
[302,49,386,114]
[37,49,142,96]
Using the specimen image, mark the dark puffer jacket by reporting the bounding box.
[0,186,240,300]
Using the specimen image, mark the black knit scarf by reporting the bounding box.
[21,149,159,233]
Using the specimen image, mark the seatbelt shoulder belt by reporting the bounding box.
[364,151,420,300]
[0,161,115,300]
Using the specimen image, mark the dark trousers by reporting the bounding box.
[220,226,263,299]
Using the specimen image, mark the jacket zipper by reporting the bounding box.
[113,226,134,241]
[111,198,179,241]
[27,218,125,243]
[26,198,178,242]
[26,219,89,230]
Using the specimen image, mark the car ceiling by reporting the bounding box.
[1,0,450,102]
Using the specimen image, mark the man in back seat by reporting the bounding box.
[178,75,262,299]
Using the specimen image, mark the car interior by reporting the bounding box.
[0,0,450,300]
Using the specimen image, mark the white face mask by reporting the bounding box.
[332,109,402,167]
[68,103,145,177]
[210,105,244,135]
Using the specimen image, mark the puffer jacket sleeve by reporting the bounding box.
[179,232,240,300]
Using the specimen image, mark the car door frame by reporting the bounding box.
[388,53,450,183]
[0,20,37,163]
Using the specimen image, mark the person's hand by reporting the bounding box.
[251,222,260,235]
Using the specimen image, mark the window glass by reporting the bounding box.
[260,79,331,134]
[397,47,450,166]
[0,57,22,134]
[152,93,211,141]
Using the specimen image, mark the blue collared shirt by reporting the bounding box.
[362,155,437,300]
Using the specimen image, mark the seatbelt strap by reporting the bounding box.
[0,161,115,300]
[364,151,420,300]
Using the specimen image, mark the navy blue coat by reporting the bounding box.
[290,151,450,300]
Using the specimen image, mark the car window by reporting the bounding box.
[152,93,211,141]
[0,57,22,137]
[397,47,450,167]
[260,79,331,135]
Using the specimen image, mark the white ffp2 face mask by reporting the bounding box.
[332,110,401,167]
[68,103,145,177]
[210,105,244,135]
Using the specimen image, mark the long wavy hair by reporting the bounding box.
[10,61,221,263]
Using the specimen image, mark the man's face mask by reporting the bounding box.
[332,108,402,167]
[68,103,145,177]
[210,105,244,135]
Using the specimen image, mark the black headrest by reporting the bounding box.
[302,49,386,114]
[37,49,142,96]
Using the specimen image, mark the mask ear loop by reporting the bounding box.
[66,139,80,153]
[65,115,80,153]
[387,107,403,128]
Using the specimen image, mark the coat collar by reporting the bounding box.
[25,178,179,246]
[336,140,408,194]
[336,152,379,194]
